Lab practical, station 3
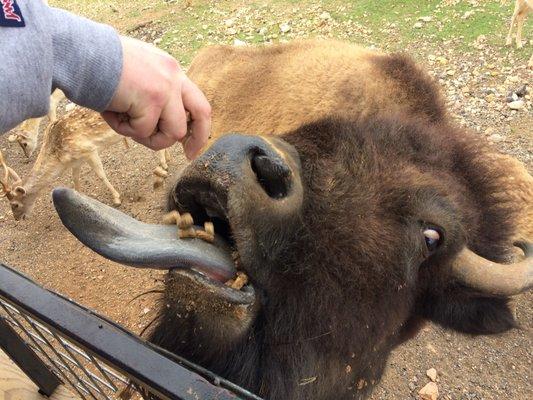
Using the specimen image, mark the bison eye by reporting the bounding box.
[423,228,442,253]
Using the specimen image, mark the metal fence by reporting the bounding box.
[0,263,262,400]
[1,298,134,400]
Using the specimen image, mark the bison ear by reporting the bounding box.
[418,286,517,335]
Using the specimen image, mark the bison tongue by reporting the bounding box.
[52,187,236,282]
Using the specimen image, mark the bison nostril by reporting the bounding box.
[250,152,292,199]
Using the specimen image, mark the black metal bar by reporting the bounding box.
[0,264,248,400]
[0,317,61,396]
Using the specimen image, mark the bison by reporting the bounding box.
[53,40,532,400]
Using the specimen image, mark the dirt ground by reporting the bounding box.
[1,1,532,399]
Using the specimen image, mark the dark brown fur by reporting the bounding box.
[150,116,519,400]
[188,39,532,243]
[371,53,446,123]
[147,40,531,400]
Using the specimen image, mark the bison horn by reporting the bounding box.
[52,187,237,282]
[451,242,532,296]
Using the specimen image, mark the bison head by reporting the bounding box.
[53,116,532,400]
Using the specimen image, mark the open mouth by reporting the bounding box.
[173,182,236,251]
[169,183,256,302]
[52,187,256,305]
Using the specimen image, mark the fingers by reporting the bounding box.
[102,34,211,154]
[102,105,186,151]
[102,106,160,140]
[183,112,211,159]
[157,88,188,144]
[103,90,189,151]
[133,131,177,151]
[180,77,212,159]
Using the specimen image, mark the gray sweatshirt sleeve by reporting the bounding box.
[0,0,122,134]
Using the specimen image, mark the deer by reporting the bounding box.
[504,0,532,49]
[0,149,23,207]
[1,107,123,220]
[0,107,132,221]
[8,90,66,158]
[1,107,172,221]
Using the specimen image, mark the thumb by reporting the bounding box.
[101,111,124,133]
[102,109,159,139]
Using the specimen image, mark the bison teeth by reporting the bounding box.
[178,212,194,229]
[161,211,215,243]
[196,222,215,243]
[178,228,197,239]
[225,271,249,290]
[161,210,247,287]
[178,213,199,239]
[162,210,181,225]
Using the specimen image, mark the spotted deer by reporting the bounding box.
[7,90,66,158]
[1,107,172,220]
[1,108,122,220]
[0,149,23,204]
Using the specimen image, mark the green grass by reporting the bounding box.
[50,0,532,63]
[324,0,528,54]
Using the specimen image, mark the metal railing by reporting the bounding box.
[0,263,262,400]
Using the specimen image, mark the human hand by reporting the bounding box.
[102,36,211,159]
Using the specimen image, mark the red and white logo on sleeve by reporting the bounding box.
[1,0,25,27]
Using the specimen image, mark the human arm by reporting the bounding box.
[0,0,121,133]
[0,0,210,158]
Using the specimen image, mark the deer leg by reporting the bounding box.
[86,152,121,206]
[157,149,168,170]
[506,8,519,46]
[515,12,526,49]
[72,165,81,191]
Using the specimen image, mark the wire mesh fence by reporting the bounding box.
[0,263,261,400]
[0,297,130,400]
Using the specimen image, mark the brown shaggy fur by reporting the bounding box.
[146,40,532,400]
[188,39,531,243]
[188,40,446,136]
